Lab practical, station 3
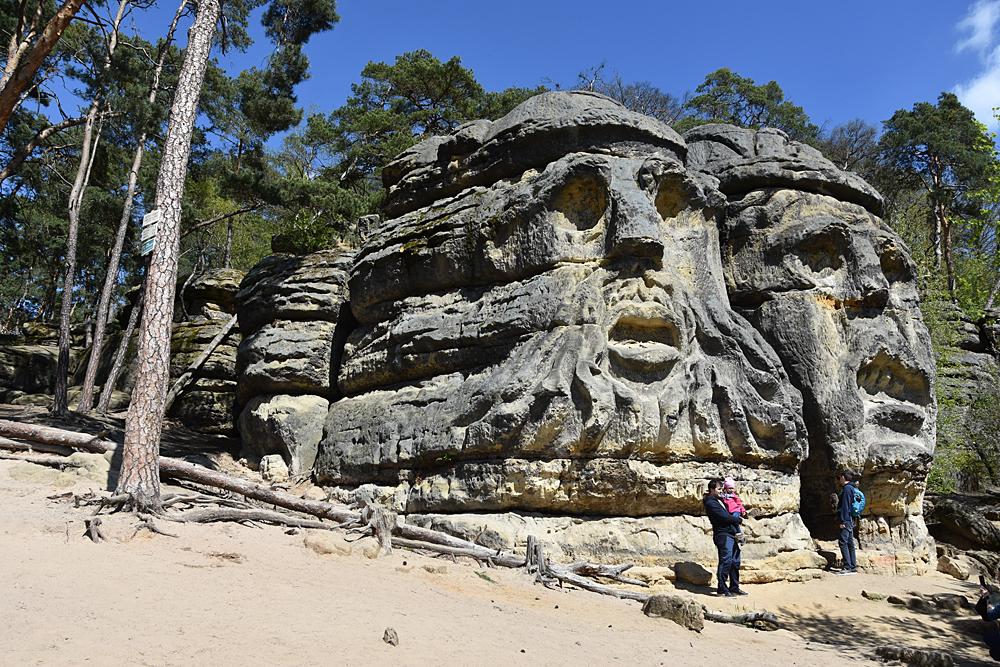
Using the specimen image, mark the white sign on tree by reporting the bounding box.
[140,209,162,256]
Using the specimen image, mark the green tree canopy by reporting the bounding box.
[878,92,999,300]
[266,49,545,253]
[679,67,819,142]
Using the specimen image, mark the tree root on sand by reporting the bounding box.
[0,418,780,627]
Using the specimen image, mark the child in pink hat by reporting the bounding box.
[721,478,748,544]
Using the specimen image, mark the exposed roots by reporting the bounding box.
[2,418,783,627]
[83,517,106,543]
[134,513,179,539]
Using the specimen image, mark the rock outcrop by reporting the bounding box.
[234,249,353,472]
[232,91,938,576]
[165,269,244,435]
[686,124,937,570]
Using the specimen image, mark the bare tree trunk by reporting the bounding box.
[77,0,188,413]
[942,214,957,302]
[222,219,234,268]
[52,102,103,416]
[3,0,44,88]
[984,274,1000,312]
[96,283,143,414]
[118,0,220,512]
[52,0,128,416]
[0,0,85,134]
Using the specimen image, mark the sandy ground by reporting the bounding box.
[0,457,996,667]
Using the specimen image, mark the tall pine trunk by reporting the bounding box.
[77,0,188,413]
[51,0,128,416]
[117,0,220,511]
[0,0,85,134]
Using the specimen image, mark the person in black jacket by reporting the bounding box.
[836,470,858,575]
[704,478,747,596]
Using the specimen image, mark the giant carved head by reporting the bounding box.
[316,93,808,518]
[686,125,936,545]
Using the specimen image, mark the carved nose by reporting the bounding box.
[851,240,890,301]
[607,196,664,261]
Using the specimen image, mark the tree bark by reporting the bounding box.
[52,0,128,416]
[2,0,44,89]
[223,219,234,268]
[0,0,84,134]
[77,0,188,413]
[118,0,220,512]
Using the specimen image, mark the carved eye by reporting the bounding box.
[878,243,915,284]
[550,172,608,231]
[794,230,846,274]
[654,175,687,220]
[637,156,689,220]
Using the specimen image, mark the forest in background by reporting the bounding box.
[2,0,998,495]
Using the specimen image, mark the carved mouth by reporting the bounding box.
[856,350,931,406]
[856,350,931,438]
[607,307,681,381]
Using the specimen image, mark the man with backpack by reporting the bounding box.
[836,470,864,575]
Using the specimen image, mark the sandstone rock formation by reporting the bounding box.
[686,124,937,569]
[232,91,938,576]
[235,249,353,471]
[166,269,244,435]
[0,269,244,423]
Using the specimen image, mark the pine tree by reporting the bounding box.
[116,0,221,510]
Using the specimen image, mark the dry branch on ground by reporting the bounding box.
[0,418,779,626]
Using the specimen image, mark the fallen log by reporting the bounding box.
[0,420,517,558]
[170,507,341,532]
[0,418,771,620]
[562,562,649,587]
[546,566,651,602]
[0,418,359,522]
[390,537,524,568]
[702,609,779,628]
[0,435,75,456]
[0,450,84,468]
[0,421,115,453]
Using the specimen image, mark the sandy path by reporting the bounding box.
[0,459,993,666]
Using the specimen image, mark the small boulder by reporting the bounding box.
[383,627,399,647]
[930,593,971,612]
[302,485,328,501]
[303,532,351,556]
[937,554,971,581]
[862,590,887,601]
[260,454,289,482]
[641,594,704,632]
[238,394,329,475]
[673,561,712,586]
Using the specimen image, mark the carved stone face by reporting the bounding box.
[722,186,935,538]
[320,113,807,516]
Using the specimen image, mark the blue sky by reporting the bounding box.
[155,1,999,132]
